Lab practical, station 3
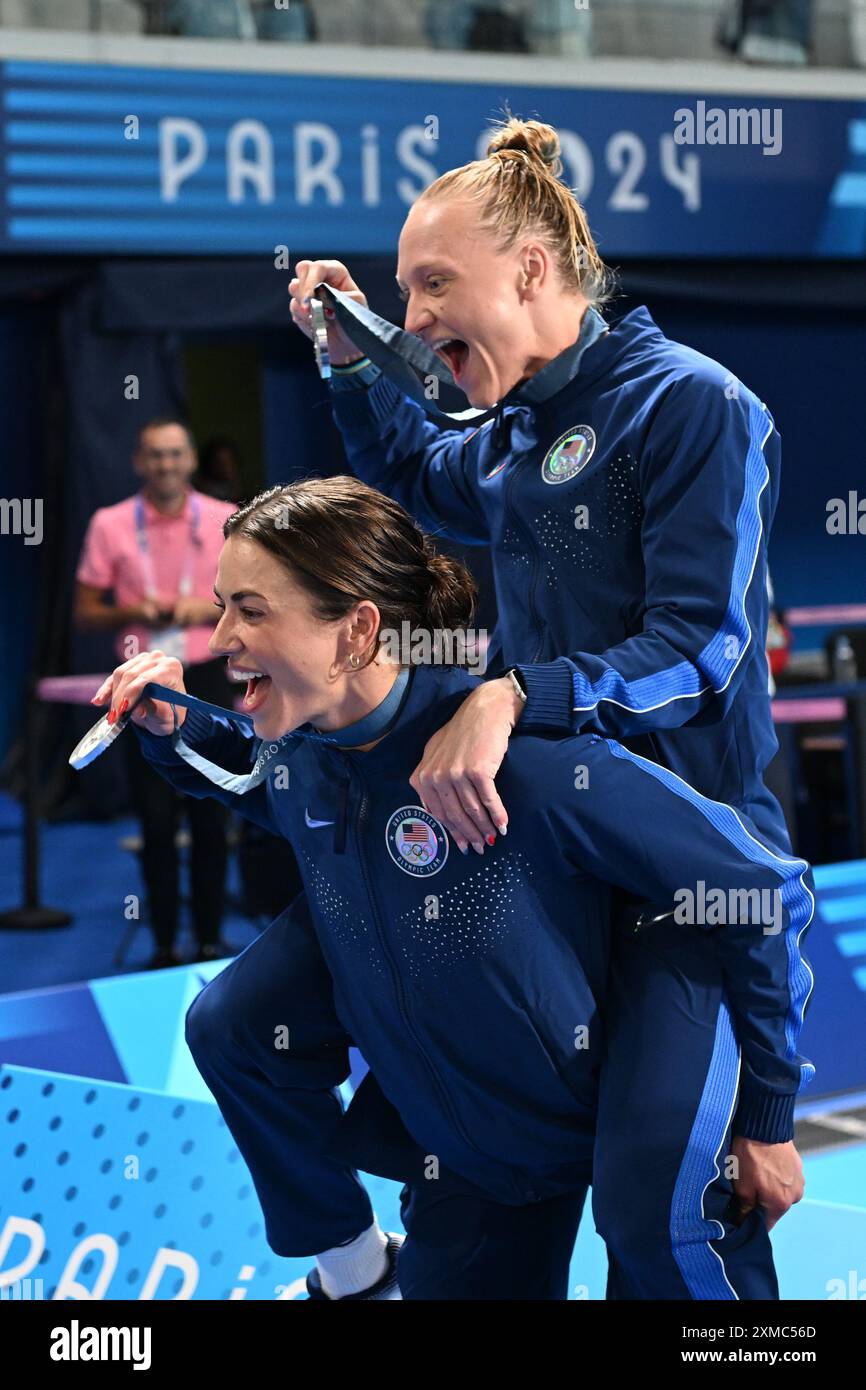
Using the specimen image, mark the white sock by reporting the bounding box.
[315,1218,390,1299]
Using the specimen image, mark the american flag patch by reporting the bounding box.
[400,822,429,843]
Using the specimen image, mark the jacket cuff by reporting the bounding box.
[328,357,383,392]
[132,706,214,761]
[330,370,404,429]
[513,660,575,733]
[175,706,218,750]
[732,1083,796,1143]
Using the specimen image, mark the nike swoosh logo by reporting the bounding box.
[305,808,335,829]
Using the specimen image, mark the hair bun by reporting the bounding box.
[422,541,477,632]
[486,118,562,176]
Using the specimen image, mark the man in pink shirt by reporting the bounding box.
[75,418,238,969]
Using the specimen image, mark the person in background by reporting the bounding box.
[195,435,244,504]
[522,0,592,59]
[74,418,239,969]
[164,0,257,41]
[763,574,797,848]
[766,575,792,690]
[426,0,590,55]
[255,0,318,42]
[719,0,814,65]
[425,1,527,52]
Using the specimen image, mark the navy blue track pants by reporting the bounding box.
[185,895,778,1300]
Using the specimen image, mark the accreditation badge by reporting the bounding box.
[151,625,187,664]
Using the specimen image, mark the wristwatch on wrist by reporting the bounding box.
[504,667,527,704]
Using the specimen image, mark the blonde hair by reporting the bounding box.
[416,117,612,307]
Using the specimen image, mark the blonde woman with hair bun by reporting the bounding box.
[289,115,813,1301]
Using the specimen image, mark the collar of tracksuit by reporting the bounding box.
[163,663,480,853]
[328,306,667,457]
[509,303,609,404]
[316,662,479,773]
[288,664,480,857]
[490,304,610,449]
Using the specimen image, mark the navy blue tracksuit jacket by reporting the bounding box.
[328,305,813,1144]
[136,664,813,1214]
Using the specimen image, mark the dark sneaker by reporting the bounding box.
[305,1233,404,1301]
[145,948,182,971]
[193,941,238,963]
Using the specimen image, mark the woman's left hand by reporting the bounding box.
[729,1136,805,1231]
[409,678,524,854]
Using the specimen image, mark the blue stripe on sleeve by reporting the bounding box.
[572,396,772,718]
[605,739,816,1088]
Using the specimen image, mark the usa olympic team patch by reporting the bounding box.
[541,425,596,484]
[385,806,449,877]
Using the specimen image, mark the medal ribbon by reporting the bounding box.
[142,667,411,795]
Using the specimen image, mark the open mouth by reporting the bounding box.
[228,667,272,713]
[433,338,470,381]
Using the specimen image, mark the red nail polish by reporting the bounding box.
[120,699,129,714]
[107,709,116,725]
[487,834,496,845]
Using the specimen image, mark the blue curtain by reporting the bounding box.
[614,266,866,649]
[0,304,48,766]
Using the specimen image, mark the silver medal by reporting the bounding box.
[68,709,133,769]
[310,297,331,380]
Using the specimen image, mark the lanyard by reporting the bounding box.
[134,490,202,601]
[167,698,293,795]
[144,666,411,795]
[70,671,413,789]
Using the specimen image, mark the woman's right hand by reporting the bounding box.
[89,650,188,737]
[289,259,367,365]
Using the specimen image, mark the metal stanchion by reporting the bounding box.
[0,677,73,929]
[848,689,866,859]
[0,673,110,931]
[774,676,866,862]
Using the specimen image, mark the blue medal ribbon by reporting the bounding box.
[317,282,609,428]
[142,666,410,795]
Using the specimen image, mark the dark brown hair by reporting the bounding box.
[137,417,195,451]
[417,115,612,307]
[223,476,477,666]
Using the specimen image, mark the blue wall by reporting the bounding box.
[623,298,866,647]
[0,304,46,766]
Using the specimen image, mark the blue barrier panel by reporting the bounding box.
[2,887,865,1300]
[0,1064,406,1300]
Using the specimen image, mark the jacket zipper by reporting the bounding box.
[503,409,544,662]
[349,763,488,1162]
[334,774,349,854]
